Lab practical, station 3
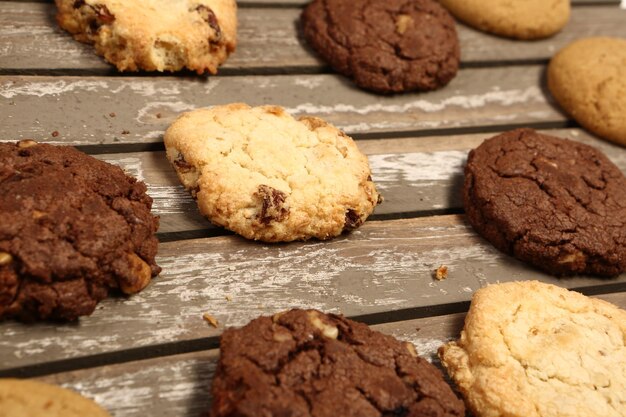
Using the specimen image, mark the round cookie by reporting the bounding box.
[300,0,460,94]
[55,0,237,73]
[210,309,465,417]
[0,379,111,417]
[438,0,570,40]
[164,103,381,242]
[439,281,626,417]
[0,141,161,321]
[463,128,626,277]
[548,37,626,147]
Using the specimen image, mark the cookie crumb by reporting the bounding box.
[434,265,448,281]
[109,112,116,117]
[225,295,233,302]
[121,130,130,135]
[203,313,219,328]
[156,113,162,119]
[51,131,59,137]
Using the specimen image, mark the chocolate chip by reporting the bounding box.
[256,185,289,224]
[73,0,85,8]
[343,209,363,232]
[75,2,115,33]
[195,5,222,43]
[95,4,115,24]
[173,153,193,173]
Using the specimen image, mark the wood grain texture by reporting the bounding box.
[2,215,625,372]
[1,3,625,73]
[89,128,626,235]
[0,65,564,145]
[37,292,626,417]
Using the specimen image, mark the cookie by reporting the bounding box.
[548,37,626,147]
[438,0,570,40]
[0,141,161,321]
[210,309,465,417]
[464,128,626,277]
[0,379,111,417]
[164,103,381,242]
[439,281,626,417]
[55,0,237,73]
[301,0,460,94]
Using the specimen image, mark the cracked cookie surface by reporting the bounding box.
[438,0,569,39]
[0,378,111,417]
[164,103,380,242]
[548,37,626,147]
[0,141,161,321]
[439,281,626,417]
[464,128,626,276]
[300,0,459,94]
[55,0,237,73]
[210,309,465,417]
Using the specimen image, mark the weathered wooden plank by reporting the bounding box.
[1,3,625,72]
[0,65,564,145]
[92,128,626,235]
[36,292,626,417]
[2,215,625,372]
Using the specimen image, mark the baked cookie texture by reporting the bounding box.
[0,141,161,321]
[55,0,237,73]
[210,309,465,417]
[0,379,111,417]
[164,104,381,242]
[437,0,570,39]
[548,37,626,147]
[439,281,626,417]
[301,0,460,94]
[464,128,626,277]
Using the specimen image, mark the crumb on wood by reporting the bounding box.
[415,327,421,333]
[51,131,59,137]
[225,295,233,302]
[434,265,448,281]
[156,112,162,119]
[121,130,130,135]
[109,112,116,117]
[202,313,219,328]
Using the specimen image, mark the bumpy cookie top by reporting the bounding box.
[464,128,626,277]
[55,0,237,73]
[0,379,111,417]
[301,0,460,93]
[0,141,161,321]
[164,104,380,242]
[439,281,626,417]
[210,309,465,417]
[438,0,570,39]
[548,37,626,147]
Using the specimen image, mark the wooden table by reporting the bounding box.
[1,0,625,415]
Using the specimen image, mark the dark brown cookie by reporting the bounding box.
[209,309,465,417]
[464,128,626,277]
[0,140,161,321]
[301,0,460,94]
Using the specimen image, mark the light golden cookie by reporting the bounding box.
[164,103,381,242]
[439,281,626,417]
[548,37,626,147]
[55,0,236,73]
[438,0,569,39]
[0,379,110,417]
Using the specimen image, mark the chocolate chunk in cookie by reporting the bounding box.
[54,0,237,74]
[301,0,460,94]
[0,141,161,321]
[464,128,626,276]
[210,309,465,417]
[164,103,380,242]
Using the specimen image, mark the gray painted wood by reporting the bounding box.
[36,292,626,417]
[1,3,625,72]
[2,215,625,371]
[91,128,626,235]
[0,65,565,145]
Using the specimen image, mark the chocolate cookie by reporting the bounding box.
[55,0,237,74]
[0,140,161,321]
[301,0,460,94]
[209,309,465,417]
[464,128,626,277]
